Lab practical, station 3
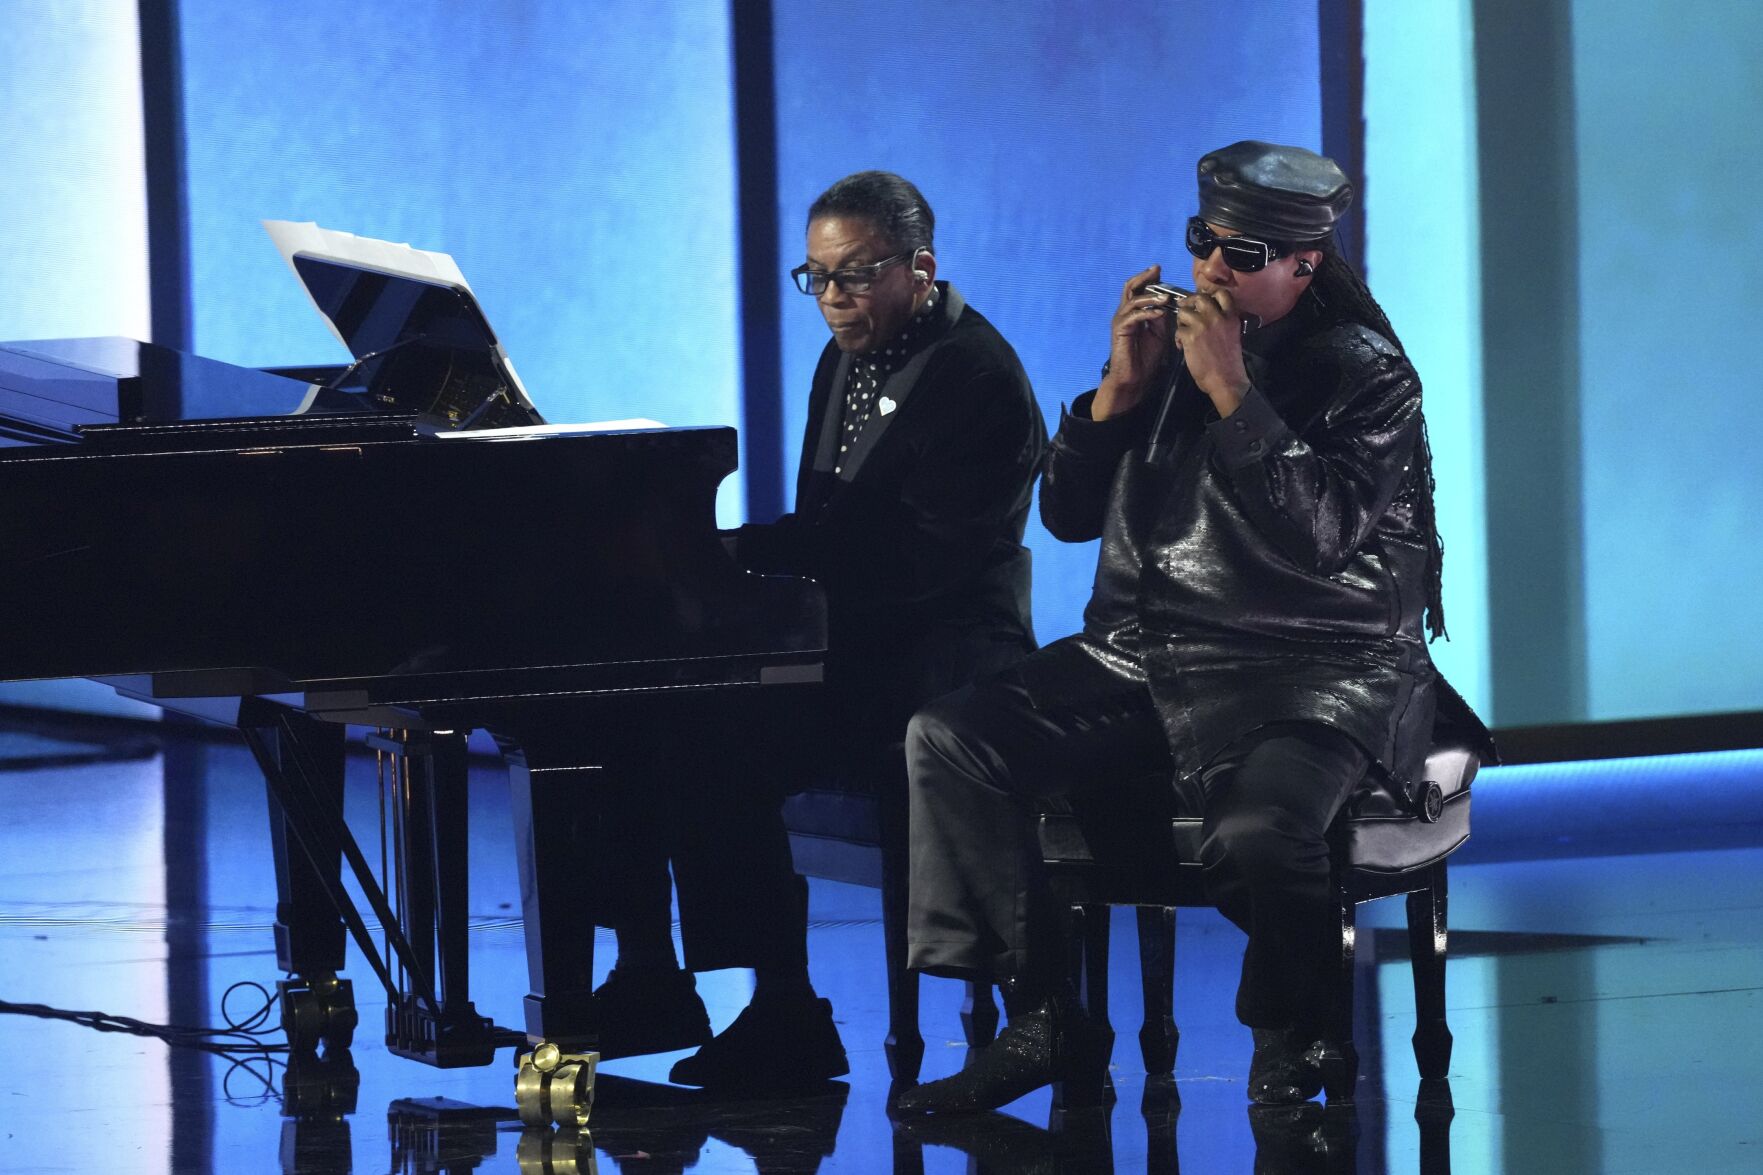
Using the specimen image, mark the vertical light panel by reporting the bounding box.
[0,0,160,717]
[1572,1,1763,720]
[177,1,744,521]
[1364,0,1491,716]
[0,1,150,341]
[1473,0,1585,727]
[772,0,1324,641]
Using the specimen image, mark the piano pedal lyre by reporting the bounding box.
[515,1041,599,1130]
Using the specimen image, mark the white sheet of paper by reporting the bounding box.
[262,220,476,352]
[263,219,538,411]
[435,419,670,440]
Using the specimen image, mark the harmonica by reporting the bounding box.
[1143,282,1260,333]
[1144,281,1194,304]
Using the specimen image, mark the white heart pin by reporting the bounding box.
[879,395,897,416]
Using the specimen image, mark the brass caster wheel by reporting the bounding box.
[515,1041,599,1129]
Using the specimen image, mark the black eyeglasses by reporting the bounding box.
[1185,217,1291,273]
[790,253,907,295]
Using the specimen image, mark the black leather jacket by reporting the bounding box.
[1033,298,1469,785]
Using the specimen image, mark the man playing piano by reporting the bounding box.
[592,171,1049,1089]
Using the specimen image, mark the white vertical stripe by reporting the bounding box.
[1364,0,1492,718]
[0,0,158,720]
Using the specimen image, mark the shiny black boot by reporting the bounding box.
[1248,1027,1325,1104]
[889,988,1110,1117]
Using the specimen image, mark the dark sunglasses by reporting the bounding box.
[1185,217,1291,273]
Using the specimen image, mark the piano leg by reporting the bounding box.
[503,737,602,1051]
[245,708,358,1056]
[377,730,498,1067]
[410,732,473,1018]
[242,700,506,1070]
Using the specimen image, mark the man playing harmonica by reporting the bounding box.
[895,140,1487,1114]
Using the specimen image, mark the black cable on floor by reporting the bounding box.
[0,979,288,1055]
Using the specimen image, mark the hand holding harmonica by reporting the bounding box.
[1099,269,1258,421]
[1095,265,1180,420]
[1156,282,1256,416]
[1145,283,1262,335]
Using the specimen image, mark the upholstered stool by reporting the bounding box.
[1014,738,1481,1105]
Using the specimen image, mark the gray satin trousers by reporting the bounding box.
[905,660,1369,1032]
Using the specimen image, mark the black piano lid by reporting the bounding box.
[0,337,325,441]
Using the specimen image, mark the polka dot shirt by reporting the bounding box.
[834,286,943,475]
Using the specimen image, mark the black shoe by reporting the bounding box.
[667,993,848,1090]
[1248,1027,1324,1105]
[591,966,712,1060]
[889,994,1111,1118]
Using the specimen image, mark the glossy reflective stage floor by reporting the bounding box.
[0,721,1759,1173]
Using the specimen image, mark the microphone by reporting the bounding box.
[1139,284,1256,465]
[1142,355,1190,466]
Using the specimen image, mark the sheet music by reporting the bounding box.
[262,220,473,352]
[263,219,538,419]
[436,419,669,440]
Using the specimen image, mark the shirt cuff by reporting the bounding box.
[1056,389,1146,452]
[1207,385,1290,468]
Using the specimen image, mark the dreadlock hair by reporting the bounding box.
[1308,237,1449,642]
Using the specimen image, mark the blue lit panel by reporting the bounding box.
[772,1,1323,640]
[1466,747,1763,861]
[1571,3,1763,720]
[178,1,743,518]
[0,1,149,343]
[1363,0,1490,717]
[0,0,159,717]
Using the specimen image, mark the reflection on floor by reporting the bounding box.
[0,722,1759,1173]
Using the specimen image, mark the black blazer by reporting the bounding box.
[736,283,1047,737]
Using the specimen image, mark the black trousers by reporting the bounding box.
[905,665,1368,1033]
[593,759,808,974]
[596,629,1034,975]
[590,692,813,975]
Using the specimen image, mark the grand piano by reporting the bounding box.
[0,239,825,1102]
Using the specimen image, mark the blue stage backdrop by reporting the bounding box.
[771,0,1324,646]
[176,0,748,522]
[1570,1,1763,721]
[5,1,1762,730]
[0,0,158,716]
[1363,0,1489,716]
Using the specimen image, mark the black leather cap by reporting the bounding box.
[1196,141,1352,243]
